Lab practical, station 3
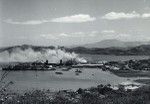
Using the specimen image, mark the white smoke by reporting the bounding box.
[0,48,87,63]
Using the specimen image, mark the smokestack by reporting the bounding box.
[45,60,48,65]
[59,59,63,65]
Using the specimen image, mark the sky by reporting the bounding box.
[0,0,150,47]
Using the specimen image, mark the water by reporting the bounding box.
[0,69,128,92]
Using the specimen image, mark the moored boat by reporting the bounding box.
[55,71,63,75]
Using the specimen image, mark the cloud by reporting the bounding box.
[58,32,85,37]
[4,19,48,25]
[41,31,99,39]
[58,31,98,38]
[102,11,140,20]
[88,31,99,37]
[59,33,69,37]
[142,13,150,18]
[4,14,96,25]
[40,34,58,40]
[102,11,150,20]
[101,30,115,34]
[51,14,96,23]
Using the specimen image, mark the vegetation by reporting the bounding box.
[0,84,150,104]
[0,71,14,92]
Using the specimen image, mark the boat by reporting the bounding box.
[75,69,82,73]
[55,71,63,75]
[75,69,82,75]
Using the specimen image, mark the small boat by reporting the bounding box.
[75,69,82,73]
[55,71,63,75]
[75,69,82,76]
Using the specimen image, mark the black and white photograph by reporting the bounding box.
[0,0,150,104]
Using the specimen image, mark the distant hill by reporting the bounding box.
[1,44,150,55]
[66,45,150,55]
[82,39,148,48]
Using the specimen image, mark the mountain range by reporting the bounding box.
[82,39,149,48]
[1,39,150,55]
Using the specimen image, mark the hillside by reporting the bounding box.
[66,45,150,55]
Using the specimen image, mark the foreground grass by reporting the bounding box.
[0,85,150,104]
[110,70,150,78]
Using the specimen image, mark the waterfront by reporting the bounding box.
[1,54,150,92]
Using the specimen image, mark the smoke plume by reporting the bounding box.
[0,48,87,63]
